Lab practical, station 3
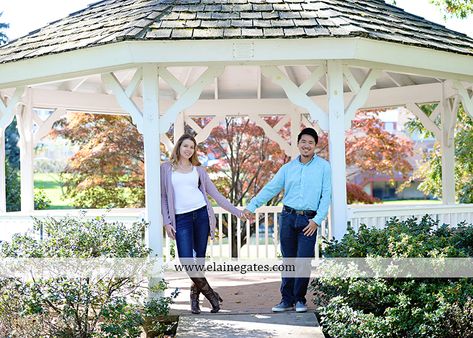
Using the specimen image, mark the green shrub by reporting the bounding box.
[312,216,473,338]
[0,215,175,337]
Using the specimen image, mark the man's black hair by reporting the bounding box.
[297,127,318,144]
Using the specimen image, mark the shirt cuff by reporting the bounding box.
[313,216,323,226]
[246,203,257,213]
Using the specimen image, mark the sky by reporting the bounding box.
[1,0,473,40]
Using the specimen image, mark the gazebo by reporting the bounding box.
[1,0,473,258]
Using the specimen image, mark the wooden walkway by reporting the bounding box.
[165,272,325,337]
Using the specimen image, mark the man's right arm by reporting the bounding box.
[245,165,286,213]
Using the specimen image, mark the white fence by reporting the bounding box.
[348,204,473,231]
[1,204,473,260]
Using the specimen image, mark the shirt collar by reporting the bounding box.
[297,154,316,165]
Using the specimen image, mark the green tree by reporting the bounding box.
[51,113,145,208]
[431,0,473,18]
[0,12,8,45]
[405,104,473,203]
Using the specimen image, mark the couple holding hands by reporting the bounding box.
[160,127,331,314]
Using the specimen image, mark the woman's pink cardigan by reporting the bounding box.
[160,161,243,239]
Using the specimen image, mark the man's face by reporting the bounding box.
[297,134,316,158]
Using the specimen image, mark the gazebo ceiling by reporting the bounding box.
[1,0,473,65]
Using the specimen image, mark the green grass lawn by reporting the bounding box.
[34,173,74,209]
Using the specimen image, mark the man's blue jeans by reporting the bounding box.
[175,206,210,258]
[279,210,317,305]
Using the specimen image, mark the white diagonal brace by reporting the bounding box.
[248,113,292,156]
[160,134,174,153]
[429,104,441,122]
[33,108,67,145]
[345,69,381,129]
[453,80,473,119]
[125,68,143,98]
[343,66,361,94]
[159,66,224,134]
[405,103,441,139]
[102,72,144,133]
[261,65,328,130]
[302,114,323,134]
[274,115,290,132]
[158,67,186,96]
[195,115,225,144]
[299,64,326,94]
[185,116,203,133]
[0,87,25,129]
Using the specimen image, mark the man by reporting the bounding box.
[243,127,331,313]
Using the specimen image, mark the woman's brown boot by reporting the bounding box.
[192,278,222,313]
[190,282,201,314]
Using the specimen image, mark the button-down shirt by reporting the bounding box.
[246,155,332,225]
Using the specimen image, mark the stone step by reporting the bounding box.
[176,312,325,338]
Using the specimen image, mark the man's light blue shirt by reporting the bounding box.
[247,155,332,225]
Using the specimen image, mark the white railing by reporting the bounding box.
[163,206,329,261]
[348,204,473,231]
[2,204,473,260]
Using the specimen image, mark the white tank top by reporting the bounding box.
[171,167,207,214]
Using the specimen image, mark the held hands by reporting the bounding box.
[303,219,319,237]
[242,209,255,223]
[164,224,176,240]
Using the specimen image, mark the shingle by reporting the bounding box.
[223,28,242,37]
[270,19,295,27]
[241,28,263,37]
[241,12,263,19]
[253,19,273,28]
[230,19,253,27]
[200,20,231,28]
[293,19,318,27]
[263,27,284,37]
[279,11,302,19]
[2,0,473,65]
[284,27,305,36]
[171,28,194,38]
[193,28,224,38]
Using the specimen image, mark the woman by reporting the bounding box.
[160,134,244,314]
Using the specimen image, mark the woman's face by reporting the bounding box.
[179,139,195,160]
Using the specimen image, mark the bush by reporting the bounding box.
[347,183,379,204]
[0,215,175,337]
[312,216,473,338]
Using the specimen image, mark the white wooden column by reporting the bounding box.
[0,127,5,212]
[290,111,301,158]
[173,112,185,146]
[142,65,162,258]
[440,83,457,204]
[327,61,348,240]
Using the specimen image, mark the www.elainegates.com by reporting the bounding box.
[174,261,296,274]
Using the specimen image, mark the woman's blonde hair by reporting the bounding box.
[170,134,201,168]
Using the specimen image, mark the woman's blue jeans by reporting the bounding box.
[175,206,210,259]
[279,210,317,306]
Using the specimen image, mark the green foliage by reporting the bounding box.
[34,189,51,210]
[405,105,473,203]
[0,215,175,337]
[313,216,473,338]
[5,160,20,211]
[0,12,8,45]
[431,0,473,18]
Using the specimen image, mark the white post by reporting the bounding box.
[0,127,5,212]
[173,111,185,148]
[327,61,348,240]
[290,110,301,158]
[440,84,456,204]
[142,65,162,258]
[18,92,35,212]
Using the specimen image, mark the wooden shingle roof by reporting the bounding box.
[1,0,473,64]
